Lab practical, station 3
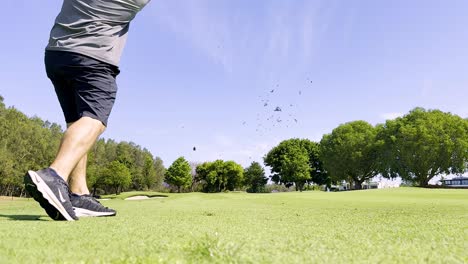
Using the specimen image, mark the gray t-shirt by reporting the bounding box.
[46,0,150,66]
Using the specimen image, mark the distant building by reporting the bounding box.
[362,182,379,189]
[440,177,468,187]
[325,179,401,191]
[377,178,401,188]
[327,182,349,191]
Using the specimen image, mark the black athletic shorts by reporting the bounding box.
[45,50,120,127]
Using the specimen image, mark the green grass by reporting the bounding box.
[0,188,467,263]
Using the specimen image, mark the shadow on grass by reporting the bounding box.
[147,194,169,198]
[0,214,47,221]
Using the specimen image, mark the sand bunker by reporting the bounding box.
[125,196,150,200]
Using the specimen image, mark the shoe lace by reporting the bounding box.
[85,195,109,209]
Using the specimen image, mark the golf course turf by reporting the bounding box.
[0,188,466,263]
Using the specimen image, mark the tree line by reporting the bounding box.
[157,107,468,192]
[0,95,267,196]
[0,95,166,197]
[266,108,468,190]
[1,93,467,196]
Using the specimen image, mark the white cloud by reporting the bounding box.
[264,1,321,63]
[265,4,291,60]
[151,1,329,76]
[152,1,233,71]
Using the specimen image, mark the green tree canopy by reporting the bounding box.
[320,121,380,189]
[141,150,157,190]
[103,161,132,195]
[165,157,192,192]
[153,157,166,188]
[0,95,5,110]
[0,104,63,196]
[224,161,244,191]
[377,108,468,186]
[264,138,325,191]
[244,161,268,193]
[195,160,244,192]
[302,141,330,186]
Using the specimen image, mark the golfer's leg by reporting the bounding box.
[50,116,105,181]
[63,121,91,195]
[68,154,91,195]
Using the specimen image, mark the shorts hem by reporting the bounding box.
[80,112,108,127]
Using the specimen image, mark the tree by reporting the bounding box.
[301,140,330,187]
[195,160,244,192]
[0,95,5,110]
[153,157,166,189]
[377,108,468,187]
[104,139,118,163]
[165,157,192,192]
[87,138,166,194]
[189,162,202,191]
[264,138,314,191]
[103,160,132,195]
[244,161,268,193]
[86,139,108,195]
[86,162,105,196]
[196,160,224,192]
[116,141,142,190]
[141,150,157,190]
[130,145,145,190]
[224,160,244,191]
[320,121,380,189]
[0,105,63,196]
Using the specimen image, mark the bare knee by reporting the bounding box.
[68,116,106,136]
[98,123,106,134]
[84,116,106,135]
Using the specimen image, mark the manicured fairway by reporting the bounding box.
[0,188,466,263]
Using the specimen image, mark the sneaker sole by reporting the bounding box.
[73,207,117,217]
[24,172,65,220]
[25,171,75,221]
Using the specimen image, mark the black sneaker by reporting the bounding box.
[71,193,116,217]
[24,168,78,221]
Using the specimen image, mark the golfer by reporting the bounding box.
[24,0,151,221]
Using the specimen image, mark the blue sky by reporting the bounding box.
[1,0,467,169]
